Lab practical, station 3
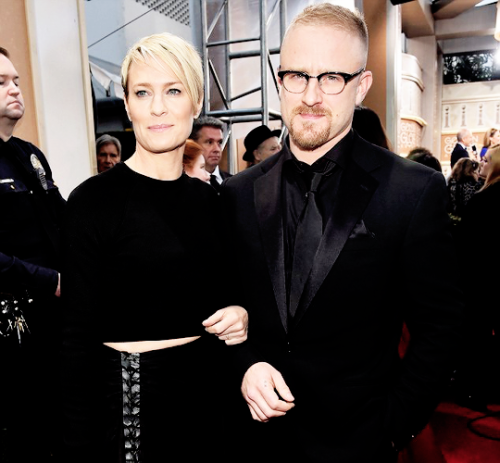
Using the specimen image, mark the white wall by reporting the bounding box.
[407,35,442,156]
[442,80,500,130]
[26,0,94,199]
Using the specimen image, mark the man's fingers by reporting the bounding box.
[273,373,295,403]
[242,363,295,422]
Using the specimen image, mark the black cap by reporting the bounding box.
[243,125,281,162]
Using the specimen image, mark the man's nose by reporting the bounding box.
[301,78,323,106]
[8,81,20,96]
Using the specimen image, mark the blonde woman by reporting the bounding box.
[456,144,500,409]
[61,33,247,462]
[480,127,500,158]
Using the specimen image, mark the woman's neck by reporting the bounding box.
[125,146,184,180]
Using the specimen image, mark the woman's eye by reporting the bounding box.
[167,88,181,96]
[135,90,148,97]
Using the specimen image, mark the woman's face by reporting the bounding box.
[491,130,500,146]
[185,154,210,183]
[124,58,199,157]
[479,151,492,178]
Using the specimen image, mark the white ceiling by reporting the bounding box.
[402,0,498,53]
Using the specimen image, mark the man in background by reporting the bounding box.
[242,124,282,167]
[451,128,474,168]
[190,115,231,190]
[0,46,65,462]
[96,133,121,173]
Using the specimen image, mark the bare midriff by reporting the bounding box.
[104,335,201,353]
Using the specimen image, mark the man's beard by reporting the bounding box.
[288,106,332,151]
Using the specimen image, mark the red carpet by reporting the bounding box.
[399,402,500,463]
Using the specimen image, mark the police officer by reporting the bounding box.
[0,47,65,462]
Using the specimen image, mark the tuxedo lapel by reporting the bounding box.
[292,159,379,327]
[254,155,289,332]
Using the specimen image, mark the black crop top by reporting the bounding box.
[62,163,226,343]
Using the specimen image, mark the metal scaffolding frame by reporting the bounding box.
[192,0,288,172]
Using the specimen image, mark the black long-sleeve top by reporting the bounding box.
[62,162,225,344]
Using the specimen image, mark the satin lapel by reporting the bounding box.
[254,155,289,332]
[292,161,379,327]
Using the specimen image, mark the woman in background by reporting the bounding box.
[183,138,210,183]
[352,105,392,150]
[454,144,500,409]
[480,127,500,158]
[61,33,247,462]
[447,157,482,221]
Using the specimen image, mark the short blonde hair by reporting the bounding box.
[283,4,368,62]
[121,32,203,112]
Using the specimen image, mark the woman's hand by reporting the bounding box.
[202,305,248,345]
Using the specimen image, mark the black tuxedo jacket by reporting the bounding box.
[450,143,469,168]
[221,134,463,462]
[220,169,232,181]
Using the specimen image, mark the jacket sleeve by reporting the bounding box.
[385,171,464,449]
[60,186,104,461]
[0,252,59,295]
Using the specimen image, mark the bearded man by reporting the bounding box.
[221,4,463,462]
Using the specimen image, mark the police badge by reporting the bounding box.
[30,153,48,190]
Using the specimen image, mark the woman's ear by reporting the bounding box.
[124,98,132,122]
[194,100,203,119]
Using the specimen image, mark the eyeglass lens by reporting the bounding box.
[283,73,345,95]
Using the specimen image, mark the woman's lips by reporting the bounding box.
[148,124,172,132]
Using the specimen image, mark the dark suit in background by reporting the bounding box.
[450,143,469,168]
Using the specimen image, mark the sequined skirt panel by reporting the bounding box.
[98,335,229,462]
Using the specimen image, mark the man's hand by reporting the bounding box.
[55,273,61,297]
[242,362,295,422]
[203,305,248,345]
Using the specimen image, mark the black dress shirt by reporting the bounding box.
[282,130,354,309]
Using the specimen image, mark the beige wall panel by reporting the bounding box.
[0,0,39,145]
[363,0,387,127]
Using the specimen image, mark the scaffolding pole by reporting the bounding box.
[196,0,286,173]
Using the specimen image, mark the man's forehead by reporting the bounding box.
[200,126,223,140]
[280,25,366,68]
[0,55,19,78]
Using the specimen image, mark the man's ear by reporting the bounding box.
[277,65,283,98]
[355,70,373,106]
[253,149,261,162]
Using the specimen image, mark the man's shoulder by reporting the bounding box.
[7,136,46,160]
[226,150,283,185]
[451,143,466,153]
[353,136,443,189]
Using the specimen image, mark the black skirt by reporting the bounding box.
[91,335,241,462]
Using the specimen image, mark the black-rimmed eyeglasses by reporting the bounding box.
[277,68,365,95]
